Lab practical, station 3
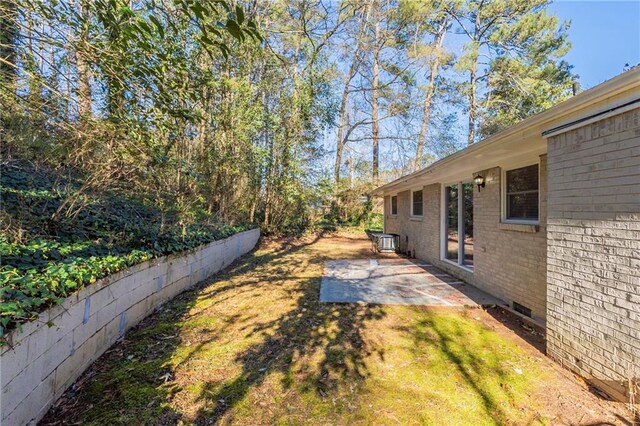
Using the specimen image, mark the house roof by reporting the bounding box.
[372,68,640,196]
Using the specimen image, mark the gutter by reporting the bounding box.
[542,97,640,138]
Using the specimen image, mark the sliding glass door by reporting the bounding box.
[444,182,473,268]
[462,183,473,267]
[445,185,458,262]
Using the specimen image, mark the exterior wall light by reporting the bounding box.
[474,174,486,192]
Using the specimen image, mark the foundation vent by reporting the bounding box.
[513,302,532,318]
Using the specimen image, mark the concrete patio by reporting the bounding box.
[320,258,502,307]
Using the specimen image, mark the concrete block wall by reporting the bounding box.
[384,159,548,322]
[546,107,640,402]
[0,228,260,426]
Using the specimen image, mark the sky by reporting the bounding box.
[547,0,640,89]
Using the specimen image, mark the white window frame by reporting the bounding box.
[411,188,424,218]
[501,160,541,225]
[390,195,398,216]
[440,182,474,272]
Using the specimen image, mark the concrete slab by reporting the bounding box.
[320,258,502,307]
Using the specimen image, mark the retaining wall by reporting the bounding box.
[0,228,260,425]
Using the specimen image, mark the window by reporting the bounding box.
[412,190,423,216]
[505,164,539,222]
[391,196,398,215]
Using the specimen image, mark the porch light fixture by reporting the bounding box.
[474,174,486,192]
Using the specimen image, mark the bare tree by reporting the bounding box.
[334,1,371,195]
[371,0,381,185]
[415,15,449,170]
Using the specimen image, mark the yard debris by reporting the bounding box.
[157,333,178,340]
[159,372,173,383]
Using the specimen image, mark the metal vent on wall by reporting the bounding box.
[513,302,532,318]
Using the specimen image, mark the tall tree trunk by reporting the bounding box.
[76,0,92,118]
[105,9,125,119]
[371,0,381,186]
[467,58,477,146]
[0,0,18,87]
[334,71,355,196]
[334,2,371,195]
[467,12,481,146]
[262,90,275,228]
[415,18,447,170]
[0,0,18,133]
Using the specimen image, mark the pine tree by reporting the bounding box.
[449,0,574,144]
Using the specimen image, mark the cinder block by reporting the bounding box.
[0,337,29,389]
[1,365,35,419]
[45,298,85,339]
[93,299,119,331]
[53,345,85,396]
[39,331,73,382]
[102,277,128,307]
[90,286,116,314]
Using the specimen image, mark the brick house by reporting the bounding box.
[372,69,640,401]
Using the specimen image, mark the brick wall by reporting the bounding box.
[473,161,548,323]
[384,163,548,322]
[546,107,640,401]
[384,185,440,260]
[0,229,260,426]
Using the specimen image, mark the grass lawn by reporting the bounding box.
[43,231,633,425]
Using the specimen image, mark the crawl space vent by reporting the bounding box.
[513,302,532,318]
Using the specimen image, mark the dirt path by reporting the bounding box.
[42,231,636,425]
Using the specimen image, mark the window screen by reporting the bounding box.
[505,164,539,221]
[391,196,398,215]
[412,190,423,216]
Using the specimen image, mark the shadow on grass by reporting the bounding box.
[41,230,385,425]
[398,310,518,426]
[190,230,386,421]
[193,278,385,422]
[483,307,546,356]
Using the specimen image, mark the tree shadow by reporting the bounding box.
[397,310,517,426]
[194,281,385,421]
[41,230,385,424]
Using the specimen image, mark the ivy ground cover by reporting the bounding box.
[0,160,253,338]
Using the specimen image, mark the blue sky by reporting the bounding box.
[548,0,640,89]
